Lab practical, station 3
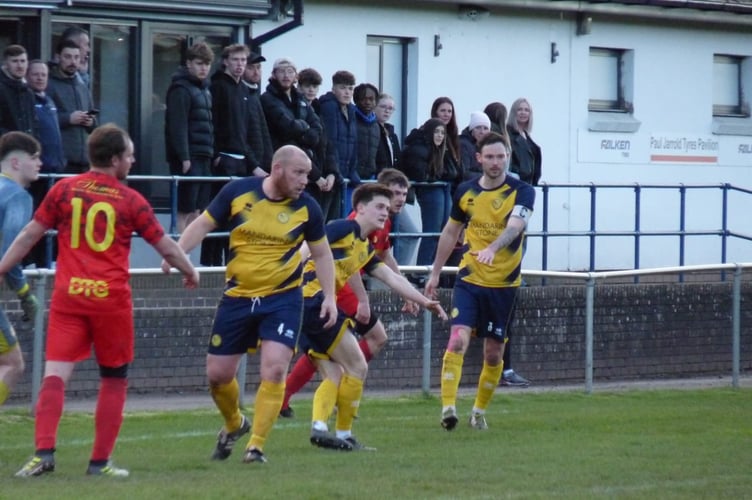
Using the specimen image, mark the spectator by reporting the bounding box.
[59,26,91,88]
[260,58,322,158]
[401,118,460,266]
[297,67,340,216]
[374,93,419,266]
[0,44,37,137]
[483,101,510,147]
[203,43,264,266]
[241,51,266,96]
[46,39,96,174]
[460,111,491,180]
[506,97,542,186]
[317,70,358,218]
[353,82,380,180]
[241,51,273,173]
[431,96,461,180]
[164,42,214,234]
[26,60,65,268]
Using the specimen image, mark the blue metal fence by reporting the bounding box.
[34,174,752,274]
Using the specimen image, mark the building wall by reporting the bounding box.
[5,275,750,403]
[252,1,752,270]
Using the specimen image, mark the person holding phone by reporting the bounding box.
[46,39,97,174]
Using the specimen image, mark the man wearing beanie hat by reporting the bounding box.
[459,111,491,180]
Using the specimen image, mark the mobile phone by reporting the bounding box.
[86,108,100,115]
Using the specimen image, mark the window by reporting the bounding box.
[366,36,415,141]
[713,54,748,117]
[587,47,640,133]
[589,47,631,112]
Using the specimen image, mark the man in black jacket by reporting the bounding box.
[202,44,267,266]
[165,42,214,233]
[0,45,37,137]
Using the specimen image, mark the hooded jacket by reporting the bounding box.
[165,67,214,168]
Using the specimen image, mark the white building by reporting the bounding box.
[3,0,750,269]
[255,0,752,270]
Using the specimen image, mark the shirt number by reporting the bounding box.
[70,197,116,252]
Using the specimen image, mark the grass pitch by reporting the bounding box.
[1,388,750,499]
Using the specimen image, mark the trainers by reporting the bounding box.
[279,406,294,418]
[310,429,353,451]
[15,454,55,477]
[469,412,489,430]
[441,407,458,431]
[86,461,130,477]
[501,370,530,387]
[242,448,267,464]
[345,435,376,451]
[211,415,250,460]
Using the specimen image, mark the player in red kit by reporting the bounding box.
[0,124,199,478]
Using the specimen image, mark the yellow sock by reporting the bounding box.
[312,378,339,424]
[210,379,242,432]
[335,374,363,434]
[441,351,464,408]
[247,380,284,452]
[473,361,503,412]
[0,381,9,406]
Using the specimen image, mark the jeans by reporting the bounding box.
[415,183,451,265]
[393,203,422,266]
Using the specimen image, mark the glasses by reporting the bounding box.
[377,104,395,111]
[275,67,296,76]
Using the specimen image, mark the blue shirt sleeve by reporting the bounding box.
[2,190,33,293]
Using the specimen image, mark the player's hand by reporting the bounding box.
[183,269,200,289]
[354,302,370,324]
[424,300,448,321]
[320,295,338,329]
[160,259,172,275]
[424,273,439,300]
[18,288,39,322]
[401,300,420,316]
[470,247,495,265]
[182,160,191,174]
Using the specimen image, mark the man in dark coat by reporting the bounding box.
[165,42,215,233]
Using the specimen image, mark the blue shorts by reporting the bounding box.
[298,292,355,360]
[451,280,518,342]
[0,309,18,354]
[208,289,303,355]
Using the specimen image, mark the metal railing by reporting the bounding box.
[34,175,752,274]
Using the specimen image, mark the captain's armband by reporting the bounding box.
[511,205,533,224]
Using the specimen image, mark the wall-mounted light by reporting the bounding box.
[577,12,593,36]
[550,42,560,64]
[434,34,443,57]
[458,5,490,21]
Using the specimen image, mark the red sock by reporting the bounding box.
[358,338,373,362]
[282,355,316,409]
[34,376,65,451]
[91,377,127,462]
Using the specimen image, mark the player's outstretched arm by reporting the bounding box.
[372,265,448,320]
[161,214,215,274]
[154,236,199,289]
[346,272,371,324]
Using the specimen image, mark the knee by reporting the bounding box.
[99,364,128,379]
[206,361,235,385]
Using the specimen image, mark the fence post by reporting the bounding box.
[421,307,432,396]
[585,276,595,394]
[731,265,741,388]
[30,273,48,415]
